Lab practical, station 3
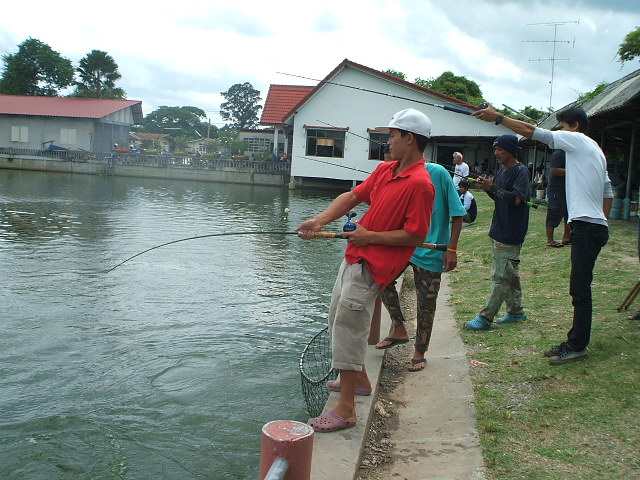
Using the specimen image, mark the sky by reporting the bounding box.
[0,0,638,126]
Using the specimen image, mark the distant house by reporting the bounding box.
[186,137,217,155]
[238,128,275,158]
[130,132,172,152]
[260,59,511,188]
[0,95,143,152]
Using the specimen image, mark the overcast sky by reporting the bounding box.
[1,0,638,125]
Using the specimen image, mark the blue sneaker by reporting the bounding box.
[496,313,527,324]
[465,316,491,331]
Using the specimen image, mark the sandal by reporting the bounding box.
[408,358,426,372]
[307,411,356,432]
[546,241,564,248]
[628,311,640,320]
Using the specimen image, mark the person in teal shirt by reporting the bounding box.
[376,162,466,371]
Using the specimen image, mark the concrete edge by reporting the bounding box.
[309,277,402,480]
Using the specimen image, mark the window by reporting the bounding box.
[245,136,271,153]
[60,128,77,145]
[368,132,389,160]
[305,129,345,158]
[11,126,28,143]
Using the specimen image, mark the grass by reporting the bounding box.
[447,192,640,480]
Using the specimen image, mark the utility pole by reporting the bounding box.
[524,20,579,110]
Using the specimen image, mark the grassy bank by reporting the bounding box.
[447,192,640,479]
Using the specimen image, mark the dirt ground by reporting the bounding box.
[355,284,417,479]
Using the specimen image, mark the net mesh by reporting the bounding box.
[299,326,337,417]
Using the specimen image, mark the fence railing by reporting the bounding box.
[0,148,291,174]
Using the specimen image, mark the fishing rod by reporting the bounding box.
[106,225,448,272]
[278,71,486,115]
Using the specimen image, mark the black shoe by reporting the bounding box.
[543,342,567,358]
[548,343,588,365]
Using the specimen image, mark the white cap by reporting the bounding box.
[387,108,432,138]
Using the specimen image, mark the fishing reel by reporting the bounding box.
[343,211,357,232]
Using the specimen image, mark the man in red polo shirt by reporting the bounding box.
[296,108,435,432]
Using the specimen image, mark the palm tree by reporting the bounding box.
[72,50,126,99]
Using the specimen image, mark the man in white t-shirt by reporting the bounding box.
[473,105,613,366]
[452,152,469,191]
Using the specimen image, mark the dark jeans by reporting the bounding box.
[568,220,609,350]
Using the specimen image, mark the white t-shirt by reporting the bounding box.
[453,161,469,188]
[532,128,613,225]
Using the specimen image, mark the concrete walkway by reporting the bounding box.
[310,274,485,480]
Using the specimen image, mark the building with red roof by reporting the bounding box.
[0,95,143,152]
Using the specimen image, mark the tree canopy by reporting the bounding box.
[220,82,262,129]
[72,50,125,99]
[385,69,407,80]
[618,26,640,64]
[142,106,210,139]
[0,38,74,96]
[415,71,484,106]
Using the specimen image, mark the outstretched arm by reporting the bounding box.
[473,104,536,139]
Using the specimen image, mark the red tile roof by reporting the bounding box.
[0,95,143,123]
[260,85,315,125]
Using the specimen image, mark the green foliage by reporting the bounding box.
[72,50,125,99]
[220,82,262,129]
[617,26,640,63]
[142,106,208,139]
[0,37,74,96]
[215,127,248,155]
[385,68,407,80]
[414,71,484,105]
[578,82,608,103]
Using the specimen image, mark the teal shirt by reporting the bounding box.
[410,163,467,272]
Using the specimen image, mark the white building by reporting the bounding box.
[261,59,512,189]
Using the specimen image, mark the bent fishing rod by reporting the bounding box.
[106,228,448,273]
[278,71,487,115]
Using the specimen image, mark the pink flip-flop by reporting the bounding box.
[308,411,356,432]
[326,379,372,396]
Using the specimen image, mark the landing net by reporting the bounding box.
[299,326,337,417]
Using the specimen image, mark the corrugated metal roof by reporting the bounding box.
[129,132,170,141]
[260,85,315,125]
[538,68,640,129]
[0,95,143,124]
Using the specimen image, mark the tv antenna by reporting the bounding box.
[524,20,579,109]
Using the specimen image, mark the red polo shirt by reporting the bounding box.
[345,159,434,288]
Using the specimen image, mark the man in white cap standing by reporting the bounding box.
[296,108,435,432]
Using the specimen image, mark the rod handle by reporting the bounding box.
[443,105,473,115]
[313,231,343,239]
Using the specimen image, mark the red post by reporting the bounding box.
[259,420,314,480]
[368,296,382,345]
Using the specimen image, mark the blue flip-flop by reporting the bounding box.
[375,337,410,350]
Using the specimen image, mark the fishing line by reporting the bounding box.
[277,71,483,115]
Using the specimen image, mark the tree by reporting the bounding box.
[215,127,249,156]
[0,38,74,96]
[385,69,407,80]
[220,82,262,129]
[617,26,640,64]
[142,106,208,138]
[72,50,125,99]
[414,71,484,106]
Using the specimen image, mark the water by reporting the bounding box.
[0,170,347,479]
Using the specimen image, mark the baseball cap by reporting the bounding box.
[493,134,520,157]
[386,108,432,138]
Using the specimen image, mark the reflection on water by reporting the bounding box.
[0,169,350,479]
